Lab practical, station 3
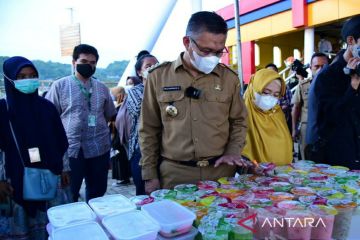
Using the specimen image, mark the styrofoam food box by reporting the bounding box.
[88,194,136,220]
[157,226,198,240]
[141,200,196,237]
[102,210,160,240]
[47,202,96,228]
[50,221,108,240]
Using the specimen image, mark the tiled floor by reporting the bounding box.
[79,170,136,200]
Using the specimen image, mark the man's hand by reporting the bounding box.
[145,179,160,195]
[0,182,13,203]
[61,171,71,188]
[347,57,360,90]
[214,154,253,168]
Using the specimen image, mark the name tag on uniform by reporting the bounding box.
[88,115,96,127]
[163,86,181,91]
[28,147,41,163]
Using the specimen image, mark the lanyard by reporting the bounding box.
[73,75,92,110]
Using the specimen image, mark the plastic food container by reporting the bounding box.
[291,187,316,198]
[102,210,160,240]
[47,202,96,228]
[269,182,292,192]
[174,184,198,193]
[157,226,198,240]
[88,194,136,220]
[247,198,273,208]
[309,205,337,240]
[150,189,177,200]
[252,186,274,198]
[277,200,306,210]
[269,192,294,203]
[50,222,108,240]
[129,195,155,209]
[141,200,196,237]
[197,181,219,190]
[328,199,357,240]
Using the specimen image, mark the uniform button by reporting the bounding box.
[194,138,198,143]
[193,117,197,121]
[358,135,360,139]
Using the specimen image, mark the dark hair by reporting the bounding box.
[136,50,150,60]
[126,76,142,86]
[310,52,329,65]
[186,11,228,37]
[265,63,278,72]
[341,15,360,41]
[134,54,156,78]
[72,44,99,62]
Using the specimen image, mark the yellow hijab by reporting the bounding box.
[242,68,292,166]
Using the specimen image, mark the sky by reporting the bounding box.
[0,0,234,68]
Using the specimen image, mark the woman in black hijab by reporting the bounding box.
[0,56,69,239]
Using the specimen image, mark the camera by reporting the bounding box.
[291,59,310,78]
[185,86,201,99]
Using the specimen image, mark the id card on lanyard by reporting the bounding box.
[73,76,96,127]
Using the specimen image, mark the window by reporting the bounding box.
[294,49,301,60]
[232,45,237,64]
[273,46,282,68]
[255,44,260,66]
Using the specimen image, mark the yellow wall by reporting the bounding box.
[226,0,360,45]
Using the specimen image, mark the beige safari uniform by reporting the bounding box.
[139,53,248,189]
[292,78,312,159]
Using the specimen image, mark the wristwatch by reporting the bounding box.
[343,67,356,75]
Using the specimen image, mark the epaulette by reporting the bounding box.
[148,61,171,73]
[219,63,238,76]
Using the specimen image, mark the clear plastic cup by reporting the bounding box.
[328,199,357,240]
[254,208,286,239]
[285,210,312,240]
[309,205,337,240]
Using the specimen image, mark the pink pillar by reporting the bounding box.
[241,41,255,84]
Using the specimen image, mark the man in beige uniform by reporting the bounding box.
[291,53,329,159]
[139,11,248,193]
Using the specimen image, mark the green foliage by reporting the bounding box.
[0,56,129,82]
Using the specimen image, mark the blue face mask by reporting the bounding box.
[14,79,40,94]
[5,76,40,94]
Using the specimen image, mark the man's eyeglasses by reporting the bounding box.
[189,37,228,57]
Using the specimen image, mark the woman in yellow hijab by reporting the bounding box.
[242,68,293,166]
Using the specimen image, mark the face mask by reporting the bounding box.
[254,92,278,111]
[351,44,360,58]
[141,69,149,79]
[76,64,95,78]
[190,50,220,74]
[12,78,40,94]
[124,85,134,93]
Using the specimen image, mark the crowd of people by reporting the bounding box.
[0,10,359,239]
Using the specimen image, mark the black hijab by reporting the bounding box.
[0,56,68,216]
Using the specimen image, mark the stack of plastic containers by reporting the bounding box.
[47,202,107,239]
[101,210,160,240]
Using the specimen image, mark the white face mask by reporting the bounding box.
[124,85,134,94]
[190,50,220,74]
[254,92,278,111]
[351,44,360,58]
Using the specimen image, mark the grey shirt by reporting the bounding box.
[46,75,116,159]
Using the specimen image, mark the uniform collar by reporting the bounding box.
[174,52,221,76]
